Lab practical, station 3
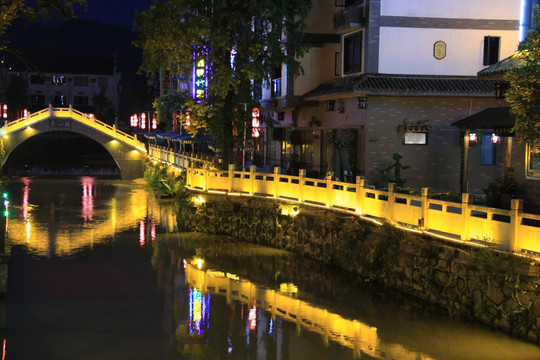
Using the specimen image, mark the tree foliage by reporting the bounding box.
[152,90,189,131]
[134,0,313,164]
[505,5,540,144]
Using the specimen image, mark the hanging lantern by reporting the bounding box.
[491,133,501,144]
[252,107,260,138]
[152,113,157,130]
[140,113,146,129]
[469,132,477,143]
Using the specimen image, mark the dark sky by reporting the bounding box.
[75,0,153,29]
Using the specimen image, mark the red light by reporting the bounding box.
[2,104,7,119]
[140,113,146,129]
[152,114,157,130]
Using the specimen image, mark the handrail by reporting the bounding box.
[148,143,540,256]
[1,106,147,152]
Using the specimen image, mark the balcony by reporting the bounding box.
[333,3,367,33]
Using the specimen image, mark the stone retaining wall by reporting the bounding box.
[177,194,540,343]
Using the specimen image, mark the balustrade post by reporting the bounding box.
[48,104,53,117]
[298,169,306,203]
[420,187,429,230]
[461,193,471,241]
[510,199,524,252]
[249,165,256,195]
[186,162,192,188]
[355,176,365,215]
[326,175,332,207]
[388,183,395,223]
[273,167,280,198]
[228,164,235,192]
[203,163,209,191]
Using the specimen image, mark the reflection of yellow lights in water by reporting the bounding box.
[185,264,436,360]
[190,257,204,269]
[8,184,153,257]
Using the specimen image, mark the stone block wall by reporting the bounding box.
[178,194,540,342]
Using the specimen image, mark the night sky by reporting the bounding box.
[75,0,153,28]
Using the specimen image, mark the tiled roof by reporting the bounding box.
[451,107,514,130]
[353,74,502,97]
[303,74,503,99]
[477,53,525,77]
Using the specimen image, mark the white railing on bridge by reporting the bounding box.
[148,144,540,256]
[2,106,147,152]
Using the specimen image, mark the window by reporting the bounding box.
[30,94,45,104]
[51,75,66,86]
[98,77,108,88]
[51,95,67,106]
[480,134,495,165]
[74,76,89,86]
[483,36,500,66]
[30,75,45,84]
[343,31,362,74]
[73,96,89,106]
[528,142,540,176]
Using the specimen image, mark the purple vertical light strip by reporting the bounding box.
[188,287,193,334]
[204,45,209,99]
[192,46,197,99]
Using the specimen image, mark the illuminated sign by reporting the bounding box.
[189,287,211,335]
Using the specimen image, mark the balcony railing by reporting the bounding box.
[334,3,367,32]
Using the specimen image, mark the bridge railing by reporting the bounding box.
[148,143,540,255]
[2,106,147,152]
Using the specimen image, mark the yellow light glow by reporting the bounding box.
[226,273,240,281]
[191,257,204,270]
[193,196,205,205]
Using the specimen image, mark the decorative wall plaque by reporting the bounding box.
[433,41,446,60]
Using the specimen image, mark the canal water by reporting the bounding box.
[3,177,540,360]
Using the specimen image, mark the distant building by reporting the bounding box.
[5,54,120,123]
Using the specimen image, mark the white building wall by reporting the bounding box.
[378,28,519,75]
[377,0,521,76]
[380,0,520,19]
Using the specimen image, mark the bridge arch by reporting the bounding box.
[1,107,147,179]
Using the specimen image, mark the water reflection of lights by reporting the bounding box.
[81,176,94,223]
[8,181,157,257]
[189,287,210,336]
[184,263,434,360]
[139,218,156,247]
[248,300,257,331]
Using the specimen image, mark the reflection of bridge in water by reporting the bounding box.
[185,263,434,360]
[7,178,178,257]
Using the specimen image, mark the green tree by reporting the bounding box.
[505,5,540,145]
[152,90,189,131]
[134,0,312,165]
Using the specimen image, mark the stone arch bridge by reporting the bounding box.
[1,106,147,179]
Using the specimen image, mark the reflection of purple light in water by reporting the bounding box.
[189,287,210,336]
[139,220,145,246]
[21,177,31,221]
[80,177,94,224]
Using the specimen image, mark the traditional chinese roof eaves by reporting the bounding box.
[303,74,503,100]
[451,107,514,130]
[353,74,502,97]
[477,53,525,77]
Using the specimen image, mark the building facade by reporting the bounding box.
[7,54,120,123]
[258,0,521,195]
